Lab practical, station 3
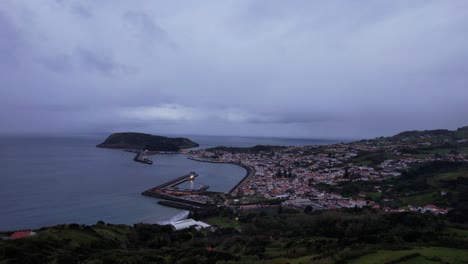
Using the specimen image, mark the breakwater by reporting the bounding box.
[133,151,153,165]
[152,172,198,190]
[158,201,205,211]
[142,190,210,207]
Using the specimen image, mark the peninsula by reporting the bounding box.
[96,132,199,151]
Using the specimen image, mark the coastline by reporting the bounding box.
[185,156,256,195]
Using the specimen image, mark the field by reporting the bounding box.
[366,192,382,200]
[202,215,241,229]
[350,151,401,166]
[443,227,468,239]
[432,165,468,182]
[399,191,439,207]
[349,247,468,264]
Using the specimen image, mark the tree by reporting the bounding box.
[275,169,282,178]
[343,167,350,179]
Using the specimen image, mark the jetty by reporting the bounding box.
[133,150,153,165]
[153,172,199,189]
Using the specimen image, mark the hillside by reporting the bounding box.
[363,126,468,145]
[207,145,287,154]
[96,132,199,151]
[3,126,468,263]
[1,209,468,264]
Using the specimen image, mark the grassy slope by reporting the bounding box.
[432,165,468,182]
[2,210,468,264]
[397,164,468,206]
[202,215,241,229]
[349,247,468,264]
[399,191,439,207]
[349,151,401,166]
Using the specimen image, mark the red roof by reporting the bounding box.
[11,230,33,239]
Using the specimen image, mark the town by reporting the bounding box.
[186,128,468,215]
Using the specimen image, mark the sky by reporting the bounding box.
[1,0,467,139]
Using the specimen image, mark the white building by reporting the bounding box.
[170,219,211,231]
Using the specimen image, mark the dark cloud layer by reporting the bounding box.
[0,0,467,138]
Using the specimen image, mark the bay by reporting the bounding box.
[0,135,345,231]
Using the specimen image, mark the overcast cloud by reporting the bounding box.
[0,0,467,138]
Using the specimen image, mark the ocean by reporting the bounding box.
[0,135,346,231]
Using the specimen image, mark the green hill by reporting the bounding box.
[388,126,468,142]
[96,132,199,151]
[2,209,468,264]
[392,129,453,140]
[207,145,287,154]
[455,126,468,139]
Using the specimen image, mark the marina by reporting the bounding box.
[186,156,255,194]
[142,171,223,212]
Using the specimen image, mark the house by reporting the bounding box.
[423,204,439,213]
[10,230,36,239]
[423,204,448,215]
[272,194,289,200]
[337,200,353,208]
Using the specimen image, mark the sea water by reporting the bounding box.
[0,135,345,231]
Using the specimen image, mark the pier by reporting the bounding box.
[154,172,199,189]
[133,150,153,165]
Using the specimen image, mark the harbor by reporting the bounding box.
[0,136,256,231]
[142,172,224,213]
[186,156,255,194]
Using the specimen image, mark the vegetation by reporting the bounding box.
[349,151,400,166]
[315,161,468,211]
[3,126,468,263]
[348,247,468,264]
[2,208,468,264]
[96,132,199,151]
[207,145,287,154]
